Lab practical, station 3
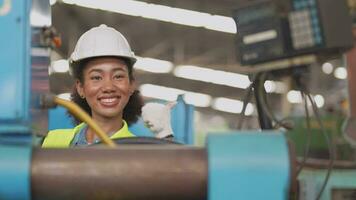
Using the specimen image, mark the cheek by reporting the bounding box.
[117,82,133,96]
[83,84,100,100]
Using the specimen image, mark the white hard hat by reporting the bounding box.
[69,24,136,74]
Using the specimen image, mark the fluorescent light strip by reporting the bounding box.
[140,84,255,115]
[30,9,52,27]
[134,56,173,73]
[51,59,69,73]
[49,57,173,74]
[50,0,57,5]
[287,90,325,108]
[287,90,302,104]
[49,59,285,94]
[212,97,254,115]
[140,84,212,107]
[314,94,325,108]
[334,67,347,79]
[61,0,237,34]
[264,80,287,94]
[322,62,333,74]
[174,65,251,89]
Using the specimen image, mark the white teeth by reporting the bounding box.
[100,98,116,103]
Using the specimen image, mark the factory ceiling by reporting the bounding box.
[50,1,258,117]
[49,0,352,125]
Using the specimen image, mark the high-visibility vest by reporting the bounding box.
[42,121,135,148]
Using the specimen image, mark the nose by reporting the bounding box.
[101,78,116,93]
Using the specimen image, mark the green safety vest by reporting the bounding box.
[42,120,135,148]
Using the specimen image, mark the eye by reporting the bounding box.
[114,74,125,80]
[90,75,102,81]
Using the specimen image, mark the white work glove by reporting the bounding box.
[141,102,176,138]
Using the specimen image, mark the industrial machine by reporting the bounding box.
[0,1,294,200]
[232,1,356,200]
[233,0,353,68]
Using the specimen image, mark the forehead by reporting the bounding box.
[84,57,129,72]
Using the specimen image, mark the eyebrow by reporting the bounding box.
[88,67,127,74]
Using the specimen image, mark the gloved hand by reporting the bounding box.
[141,102,176,138]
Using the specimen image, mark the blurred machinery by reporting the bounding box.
[233,1,356,200]
[233,0,353,68]
[0,1,294,200]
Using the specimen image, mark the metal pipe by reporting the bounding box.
[31,146,207,200]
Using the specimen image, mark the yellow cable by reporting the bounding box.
[54,97,117,148]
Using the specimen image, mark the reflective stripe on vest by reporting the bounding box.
[42,121,135,148]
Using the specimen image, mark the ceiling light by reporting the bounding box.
[322,62,333,74]
[30,10,51,27]
[139,84,211,107]
[287,90,302,104]
[212,97,254,115]
[60,0,237,34]
[140,84,181,101]
[334,67,347,79]
[264,81,287,94]
[314,94,324,108]
[134,57,173,73]
[183,93,211,107]
[50,0,57,5]
[51,59,69,73]
[264,81,276,93]
[204,15,236,33]
[174,65,251,89]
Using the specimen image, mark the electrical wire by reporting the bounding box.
[306,93,334,200]
[54,97,117,148]
[292,70,334,199]
[296,91,312,176]
[257,72,292,130]
[237,77,255,129]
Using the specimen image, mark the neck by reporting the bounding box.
[85,114,124,143]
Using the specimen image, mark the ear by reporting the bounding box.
[75,79,84,98]
[166,101,177,109]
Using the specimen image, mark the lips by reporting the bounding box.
[98,96,120,107]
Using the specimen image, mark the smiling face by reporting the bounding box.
[76,57,134,120]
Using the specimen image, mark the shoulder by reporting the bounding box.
[42,127,81,148]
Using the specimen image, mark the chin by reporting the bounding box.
[99,111,122,119]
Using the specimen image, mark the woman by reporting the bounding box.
[42,24,143,148]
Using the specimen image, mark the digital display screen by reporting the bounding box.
[235,3,276,26]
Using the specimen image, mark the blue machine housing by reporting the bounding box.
[0,0,33,199]
[0,0,31,131]
[207,131,291,200]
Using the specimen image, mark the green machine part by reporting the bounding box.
[286,115,354,160]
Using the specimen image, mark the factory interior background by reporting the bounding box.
[48,0,354,150]
[2,0,356,199]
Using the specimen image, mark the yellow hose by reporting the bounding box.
[54,97,117,148]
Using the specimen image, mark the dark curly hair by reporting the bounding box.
[69,56,143,125]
